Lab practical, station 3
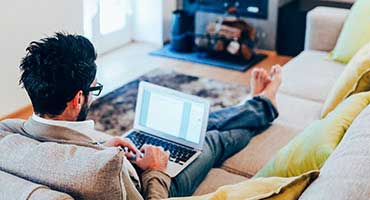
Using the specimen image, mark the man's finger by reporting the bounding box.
[123,139,139,152]
[140,144,151,152]
[165,151,170,159]
[124,151,135,160]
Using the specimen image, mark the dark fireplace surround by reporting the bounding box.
[183,0,269,20]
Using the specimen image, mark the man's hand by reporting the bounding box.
[134,144,170,173]
[103,137,139,159]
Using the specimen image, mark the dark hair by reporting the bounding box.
[19,32,97,116]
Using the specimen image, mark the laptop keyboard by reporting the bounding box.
[127,131,197,165]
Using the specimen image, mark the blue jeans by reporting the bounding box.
[169,96,279,197]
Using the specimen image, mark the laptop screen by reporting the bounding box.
[138,88,206,144]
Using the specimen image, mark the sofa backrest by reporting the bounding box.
[299,104,370,199]
[305,6,349,52]
[0,132,128,200]
[0,170,74,200]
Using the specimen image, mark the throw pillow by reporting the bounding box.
[321,42,370,118]
[300,104,370,199]
[254,91,370,178]
[0,133,127,200]
[167,171,319,200]
[328,0,370,63]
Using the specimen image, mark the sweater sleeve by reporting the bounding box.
[141,170,171,200]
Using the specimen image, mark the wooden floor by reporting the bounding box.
[0,42,291,121]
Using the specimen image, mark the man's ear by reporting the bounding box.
[71,90,84,109]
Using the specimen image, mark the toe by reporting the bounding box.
[270,65,281,76]
[256,70,262,80]
[252,69,260,79]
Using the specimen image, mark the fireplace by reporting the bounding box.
[149,0,269,72]
[183,0,269,19]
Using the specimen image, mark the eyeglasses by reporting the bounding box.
[86,82,103,96]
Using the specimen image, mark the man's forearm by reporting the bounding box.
[141,170,171,200]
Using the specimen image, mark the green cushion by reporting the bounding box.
[329,0,370,63]
[167,171,319,200]
[322,42,370,118]
[254,91,370,178]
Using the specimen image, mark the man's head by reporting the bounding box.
[19,32,99,121]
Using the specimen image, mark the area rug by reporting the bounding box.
[87,69,249,136]
[150,44,267,72]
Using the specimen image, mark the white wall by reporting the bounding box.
[0,0,83,116]
[133,0,176,45]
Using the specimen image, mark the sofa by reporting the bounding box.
[192,6,351,195]
[0,6,364,199]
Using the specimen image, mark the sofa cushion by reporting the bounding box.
[0,170,74,200]
[280,50,345,103]
[276,92,323,130]
[299,104,370,199]
[193,168,248,196]
[0,133,129,200]
[329,0,370,63]
[221,123,300,178]
[255,91,370,178]
[321,42,370,118]
[170,170,319,200]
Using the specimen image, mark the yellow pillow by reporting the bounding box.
[167,171,319,200]
[328,0,370,63]
[254,91,370,178]
[322,42,370,118]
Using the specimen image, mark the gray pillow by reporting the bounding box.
[0,170,74,200]
[0,133,126,200]
[299,105,370,199]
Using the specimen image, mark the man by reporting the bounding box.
[0,33,282,199]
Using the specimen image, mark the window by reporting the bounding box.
[83,0,133,54]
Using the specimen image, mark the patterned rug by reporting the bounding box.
[87,69,249,136]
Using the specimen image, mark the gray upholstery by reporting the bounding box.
[221,122,301,178]
[275,92,323,130]
[300,105,370,199]
[280,50,345,103]
[0,133,128,200]
[305,7,349,51]
[193,168,248,196]
[0,170,74,200]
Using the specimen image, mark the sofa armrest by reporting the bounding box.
[305,6,350,52]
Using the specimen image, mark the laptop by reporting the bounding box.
[122,81,210,177]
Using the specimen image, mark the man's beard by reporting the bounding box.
[76,97,90,121]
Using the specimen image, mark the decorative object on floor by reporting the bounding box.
[254,91,370,178]
[195,17,257,61]
[87,69,249,136]
[150,44,266,71]
[170,10,195,52]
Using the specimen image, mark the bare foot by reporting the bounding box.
[250,68,272,96]
[261,65,283,108]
